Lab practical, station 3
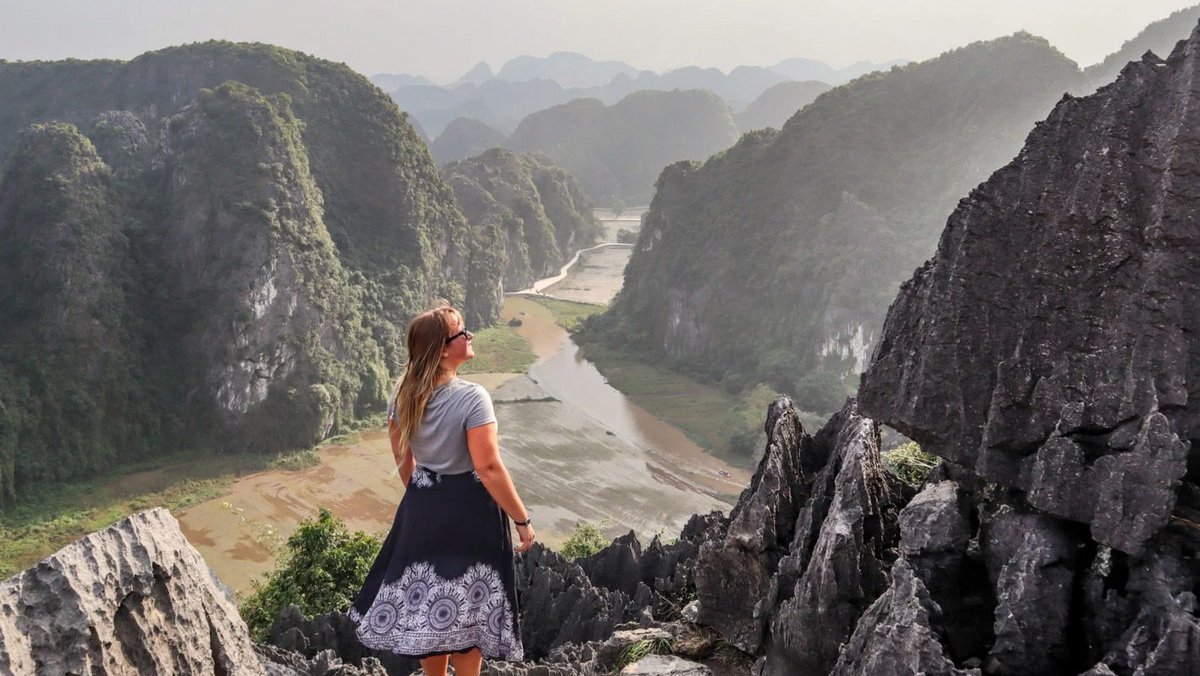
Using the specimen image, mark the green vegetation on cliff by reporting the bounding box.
[0,42,506,507]
[582,33,1084,415]
[443,148,603,299]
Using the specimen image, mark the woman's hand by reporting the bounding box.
[514,522,536,553]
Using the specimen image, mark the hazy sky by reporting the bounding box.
[3,1,1198,84]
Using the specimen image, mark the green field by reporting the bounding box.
[0,444,327,578]
[458,322,538,375]
[576,341,780,469]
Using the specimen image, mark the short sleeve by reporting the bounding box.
[464,384,497,430]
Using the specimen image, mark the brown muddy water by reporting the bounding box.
[177,211,750,594]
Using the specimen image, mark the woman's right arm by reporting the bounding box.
[467,422,535,553]
[388,418,415,487]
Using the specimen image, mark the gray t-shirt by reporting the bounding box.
[389,378,496,474]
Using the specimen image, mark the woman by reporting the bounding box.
[350,304,535,676]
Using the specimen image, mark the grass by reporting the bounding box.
[0,444,325,578]
[883,441,940,486]
[615,637,674,672]
[458,323,537,374]
[527,296,606,331]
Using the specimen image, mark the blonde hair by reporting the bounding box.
[391,303,461,454]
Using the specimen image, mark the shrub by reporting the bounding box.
[238,508,381,639]
[559,521,607,560]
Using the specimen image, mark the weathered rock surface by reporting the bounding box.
[0,508,263,675]
[859,23,1200,559]
[620,654,712,675]
[856,19,1200,676]
[693,396,907,673]
[578,511,728,602]
[513,543,649,659]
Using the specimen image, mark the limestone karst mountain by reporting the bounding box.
[735,80,832,131]
[0,42,498,506]
[430,116,509,164]
[442,148,603,305]
[494,51,640,89]
[586,32,1083,414]
[508,89,740,205]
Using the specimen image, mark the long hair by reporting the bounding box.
[391,304,461,455]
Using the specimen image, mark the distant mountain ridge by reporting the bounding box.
[1084,2,1200,88]
[508,89,740,205]
[383,53,902,136]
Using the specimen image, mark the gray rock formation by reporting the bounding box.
[0,508,263,675]
[856,18,1200,676]
[693,396,907,672]
[858,24,1200,559]
[620,654,712,675]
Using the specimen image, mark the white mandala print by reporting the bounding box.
[410,466,436,489]
[352,561,523,660]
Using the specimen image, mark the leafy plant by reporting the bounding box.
[238,508,381,640]
[560,521,608,560]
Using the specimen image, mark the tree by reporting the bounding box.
[239,508,381,639]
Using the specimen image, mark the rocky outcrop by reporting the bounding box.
[577,511,727,601]
[859,21,1200,559]
[0,508,262,675]
[514,543,651,658]
[692,396,907,673]
[855,19,1200,676]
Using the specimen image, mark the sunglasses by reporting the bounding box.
[445,329,474,344]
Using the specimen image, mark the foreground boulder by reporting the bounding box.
[0,508,263,675]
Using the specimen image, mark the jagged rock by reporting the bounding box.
[981,505,1079,675]
[620,654,712,675]
[831,560,979,676]
[694,396,908,672]
[254,644,388,676]
[578,512,727,602]
[896,481,991,661]
[680,601,700,624]
[268,606,417,675]
[0,508,262,675]
[514,544,645,658]
[859,25,1200,559]
[759,401,906,675]
[694,396,810,652]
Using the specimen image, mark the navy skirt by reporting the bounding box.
[348,466,524,661]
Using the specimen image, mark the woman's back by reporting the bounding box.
[393,377,495,475]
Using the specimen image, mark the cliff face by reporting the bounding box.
[507,89,739,205]
[592,33,1082,414]
[0,43,499,504]
[860,22,1200,558]
[443,148,603,309]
